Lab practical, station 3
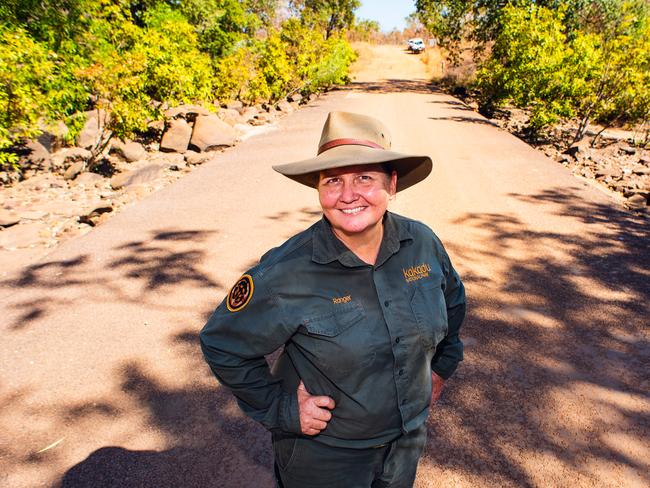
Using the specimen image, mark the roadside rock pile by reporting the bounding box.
[0,95,312,259]
[487,107,649,212]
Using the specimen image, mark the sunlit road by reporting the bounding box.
[1,44,648,488]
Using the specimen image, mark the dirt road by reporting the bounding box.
[1,44,648,488]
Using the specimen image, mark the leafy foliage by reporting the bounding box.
[0,0,357,173]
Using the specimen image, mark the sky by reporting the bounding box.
[356,0,417,33]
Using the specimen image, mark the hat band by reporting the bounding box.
[317,138,384,155]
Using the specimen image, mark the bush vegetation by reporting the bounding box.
[0,0,358,171]
[416,0,650,142]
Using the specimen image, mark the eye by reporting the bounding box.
[356,174,373,183]
[323,177,341,185]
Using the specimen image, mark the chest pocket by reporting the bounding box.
[296,302,375,376]
[409,280,448,350]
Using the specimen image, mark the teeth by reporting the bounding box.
[341,207,365,214]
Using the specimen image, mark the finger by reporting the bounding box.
[312,395,335,409]
[312,408,332,422]
[309,419,328,431]
[303,427,319,436]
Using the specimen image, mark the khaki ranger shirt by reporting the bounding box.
[200,212,466,449]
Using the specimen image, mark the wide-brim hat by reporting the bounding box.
[272,111,432,192]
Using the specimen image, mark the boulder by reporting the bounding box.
[111,140,146,162]
[149,152,185,166]
[218,108,245,127]
[147,120,166,133]
[73,172,106,187]
[164,104,212,120]
[64,161,86,180]
[287,93,303,103]
[160,119,192,153]
[276,100,294,113]
[626,194,647,209]
[240,107,259,120]
[21,140,51,171]
[620,145,636,155]
[110,163,166,190]
[185,151,214,166]
[639,156,650,166]
[0,222,50,250]
[0,209,20,227]
[78,205,113,227]
[37,120,69,152]
[77,110,108,149]
[189,114,236,152]
[51,147,92,172]
[224,100,244,112]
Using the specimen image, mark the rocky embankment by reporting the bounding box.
[0,95,310,269]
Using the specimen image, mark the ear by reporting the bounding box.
[389,170,397,196]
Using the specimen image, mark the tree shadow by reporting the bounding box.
[428,116,497,126]
[2,229,219,330]
[345,79,439,95]
[58,330,275,488]
[420,186,650,486]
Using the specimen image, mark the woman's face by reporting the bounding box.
[318,164,397,237]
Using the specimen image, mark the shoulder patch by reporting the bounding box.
[226,274,254,312]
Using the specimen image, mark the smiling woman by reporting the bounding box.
[200,111,466,488]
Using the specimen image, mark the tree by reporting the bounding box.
[290,0,361,38]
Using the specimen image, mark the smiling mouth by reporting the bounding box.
[339,206,367,215]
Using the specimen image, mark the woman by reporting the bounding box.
[200,111,466,488]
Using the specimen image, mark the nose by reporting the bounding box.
[339,179,358,203]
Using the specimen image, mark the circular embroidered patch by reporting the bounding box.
[227,274,254,312]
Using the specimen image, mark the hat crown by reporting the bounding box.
[318,112,392,152]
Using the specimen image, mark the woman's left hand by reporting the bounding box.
[431,372,445,404]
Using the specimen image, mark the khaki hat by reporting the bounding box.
[272,111,432,192]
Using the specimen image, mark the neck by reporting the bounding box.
[331,219,384,265]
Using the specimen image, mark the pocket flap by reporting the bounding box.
[303,303,365,337]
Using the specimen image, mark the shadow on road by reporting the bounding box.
[2,229,219,330]
[58,331,274,488]
[4,190,649,487]
[345,79,438,95]
[420,187,649,486]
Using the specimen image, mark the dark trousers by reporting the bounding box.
[273,425,427,488]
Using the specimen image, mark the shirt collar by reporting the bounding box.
[312,211,413,267]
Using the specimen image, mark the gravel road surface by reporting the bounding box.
[1,44,648,488]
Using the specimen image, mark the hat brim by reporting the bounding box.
[272,145,433,192]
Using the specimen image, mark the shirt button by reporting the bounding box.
[384,300,390,307]
[398,369,404,376]
[395,337,400,344]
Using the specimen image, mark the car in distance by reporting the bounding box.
[407,38,425,54]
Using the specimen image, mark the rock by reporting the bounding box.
[224,100,244,111]
[240,107,258,120]
[164,104,212,120]
[77,110,108,149]
[111,140,146,162]
[64,161,86,180]
[51,147,92,172]
[160,119,192,153]
[73,172,105,187]
[21,140,51,170]
[0,210,20,227]
[37,120,69,152]
[185,151,214,166]
[218,108,245,126]
[287,93,303,103]
[168,160,187,171]
[633,166,650,175]
[639,156,650,165]
[149,152,185,166]
[78,205,113,227]
[148,120,165,133]
[20,173,57,190]
[110,164,166,189]
[626,194,647,209]
[620,145,636,155]
[0,222,49,249]
[17,210,48,220]
[276,100,294,113]
[595,167,623,180]
[308,93,318,102]
[189,115,236,152]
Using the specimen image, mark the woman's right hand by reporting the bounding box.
[297,381,335,436]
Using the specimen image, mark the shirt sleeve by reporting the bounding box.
[430,237,467,380]
[199,270,302,434]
